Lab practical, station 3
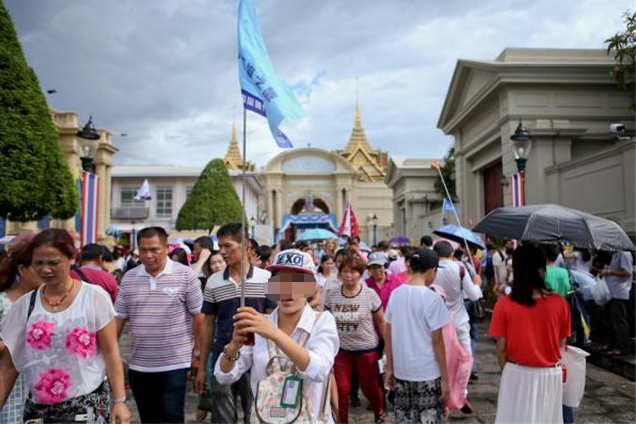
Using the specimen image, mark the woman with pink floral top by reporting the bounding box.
[0,229,130,423]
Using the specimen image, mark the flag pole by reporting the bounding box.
[240,106,247,308]
[431,162,476,272]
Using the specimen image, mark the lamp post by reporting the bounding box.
[249,216,256,239]
[76,116,100,172]
[510,120,532,206]
[510,120,532,175]
[368,212,378,246]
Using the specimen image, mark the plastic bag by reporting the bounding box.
[588,276,611,306]
[430,284,473,410]
[569,270,595,302]
[561,345,590,407]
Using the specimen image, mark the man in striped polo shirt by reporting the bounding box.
[195,223,276,424]
[115,227,203,423]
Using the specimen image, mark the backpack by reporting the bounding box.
[251,312,332,424]
[484,250,504,279]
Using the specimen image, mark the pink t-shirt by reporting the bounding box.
[70,266,118,303]
[365,273,404,310]
[389,257,407,275]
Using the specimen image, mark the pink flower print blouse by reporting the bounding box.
[0,283,117,405]
[65,327,97,358]
[33,368,72,404]
[26,321,55,350]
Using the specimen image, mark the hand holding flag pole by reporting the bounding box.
[237,0,306,318]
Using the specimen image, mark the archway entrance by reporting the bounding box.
[290,198,330,215]
[277,197,338,242]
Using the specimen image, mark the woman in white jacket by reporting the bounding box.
[215,249,339,422]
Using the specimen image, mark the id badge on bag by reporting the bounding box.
[280,375,302,408]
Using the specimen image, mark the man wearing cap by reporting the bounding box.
[365,252,404,311]
[384,249,450,423]
[196,223,277,424]
[432,241,482,356]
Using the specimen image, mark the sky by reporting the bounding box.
[5,0,633,168]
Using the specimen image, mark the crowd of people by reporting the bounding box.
[0,224,632,423]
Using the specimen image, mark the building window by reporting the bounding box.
[156,186,173,218]
[186,186,193,198]
[121,187,145,207]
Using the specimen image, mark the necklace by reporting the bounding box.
[42,280,76,312]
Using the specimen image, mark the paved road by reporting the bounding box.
[121,324,635,423]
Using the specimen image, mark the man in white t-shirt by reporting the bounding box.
[489,244,507,296]
[431,241,482,355]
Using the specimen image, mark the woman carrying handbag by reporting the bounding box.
[0,229,130,423]
[215,249,339,423]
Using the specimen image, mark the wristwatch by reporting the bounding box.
[113,396,126,404]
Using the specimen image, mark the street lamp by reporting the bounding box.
[249,216,256,239]
[510,120,532,175]
[76,116,100,172]
[368,212,378,246]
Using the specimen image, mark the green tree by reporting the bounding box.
[176,159,244,233]
[0,1,78,221]
[605,10,636,110]
[434,146,456,201]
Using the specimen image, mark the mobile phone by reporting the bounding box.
[244,331,255,346]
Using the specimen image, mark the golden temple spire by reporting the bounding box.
[224,120,244,171]
[339,87,387,181]
[344,97,373,155]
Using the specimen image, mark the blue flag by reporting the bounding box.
[238,0,306,148]
[443,198,457,213]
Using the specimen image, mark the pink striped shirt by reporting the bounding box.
[115,259,203,372]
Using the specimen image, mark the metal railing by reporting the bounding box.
[111,207,149,220]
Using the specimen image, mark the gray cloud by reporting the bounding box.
[5,0,631,167]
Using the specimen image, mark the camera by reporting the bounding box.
[610,123,626,133]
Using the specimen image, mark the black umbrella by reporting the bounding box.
[472,204,635,252]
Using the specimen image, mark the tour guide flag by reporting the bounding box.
[238,0,306,148]
[442,198,457,213]
[134,179,152,201]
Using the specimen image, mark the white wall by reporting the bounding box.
[111,175,262,233]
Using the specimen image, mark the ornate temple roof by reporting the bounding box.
[224,122,254,171]
[339,100,387,182]
[224,122,243,170]
[343,101,374,156]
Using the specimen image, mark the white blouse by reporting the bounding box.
[214,304,339,421]
[0,283,115,404]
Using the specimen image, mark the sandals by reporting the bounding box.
[196,409,209,422]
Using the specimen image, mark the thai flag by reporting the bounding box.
[338,202,361,238]
[510,173,524,207]
[80,171,99,246]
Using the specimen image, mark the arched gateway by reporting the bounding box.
[260,148,355,241]
[225,101,395,243]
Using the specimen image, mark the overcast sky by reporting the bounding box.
[5,0,632,168]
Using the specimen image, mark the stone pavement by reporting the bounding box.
[120,323,636,423]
